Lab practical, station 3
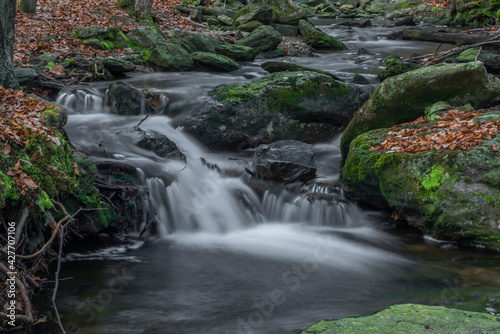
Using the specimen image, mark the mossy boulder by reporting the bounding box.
[237,25,282,52]
[237,20,264,32]
[14,68,39,85]
[253,0,307,25]
[176,71,366,150]
[341,61,500,158]
[271,23,300,36]
[299,19,317,36]
[303,31,347,50]
[341,109,500,248]
[192,52,241,72]
[148,44,194,70]
[214,44,257,62]
[108,82,144,115]
[261,61,341,81]
[127,26,166,49]
[233,3,275,26]
[102,57,135,75]
[455,48,500,74]
[378,57,420,81]
[301,304,500,333]
[76,25,106,39]
[170,30,226,53]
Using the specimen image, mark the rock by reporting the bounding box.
[237,25,282,52]
[14,68,39,85]
[39,52,60,63]
[341,109,500,248]
[301,304,500,333]
[217,14,233,26]
[191,10,204,23]
[237,20,264,32]
[357,47,374,55]
[108,82,144,115]
[148,44,194,70]
[253,0,307,25]
[424,101,452,120]
[303,31,347,50]
[338,0,360,7]
[253,140,316,182]
[455,48,500,74]
[298,19,317,36]
[271,24,299,36]
[214,44,257,62]
[83,38,103,49]
[341,61,500,158]
[233,3,274,26]
[127,26,166,49]
[102,57,135,75]
[118,126,186,161]
[177,71,367,150]
[77,25,106,39]
[394,16,417,26]
[261,61,341,81]
[352,73,370,84]
[378,57,420,81]
[144,90,170,114]
[171,30,226,53]
[207,18,222,28]
[338,19,371,27]
[28,94,68,129]
[198,6,236,19]
[256,49,288,59]
[192,52,241,72]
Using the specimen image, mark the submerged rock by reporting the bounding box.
[301,304,500,333]
[253,140,316,182]
[341,108,500,249]
[341,61,500,158]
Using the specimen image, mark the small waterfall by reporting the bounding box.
[57,87,108,114]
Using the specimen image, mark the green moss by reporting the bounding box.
[395,1,417,10]
[47,62,56,68]
[421,165,447,190]
[141,48,152,61]
[66,58,78,65]
[36,191,53,211]
[99,40,115,50]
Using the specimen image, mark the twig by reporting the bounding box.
[475,46,483,61]
[434,42,444,55]
[136,114,149,127]
[52,223,66,334]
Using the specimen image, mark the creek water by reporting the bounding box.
[40,21,500,333]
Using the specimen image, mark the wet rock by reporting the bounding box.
[233,3,274,26]
[253,0,307,25]
[171,30,226,53]
[14,68,39,85]
[144,90,170,114]
[108,82,144,115]
[341,61,500,158]
[357,47,374,55]
[394,16,417,26]
[271,24,300,36]
[455,48,500,74]
[118,126,186,161]
[352,73,370,84]
[102,57,135,75]
[192,52,241,72]
[214,44,257,62]
[253,140,316,182]
[298,19,317,36]
[237,25,282,52]
[256,49,287,59]
[338,19,372,27]
[148,44,194,70]
[378,57,420,81]
[303,31,347,50]
[127,26,166,49]
[237,20,263,32]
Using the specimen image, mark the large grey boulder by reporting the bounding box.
[237,25,282,53]
[341,61,500,158]
[253,140,316,182]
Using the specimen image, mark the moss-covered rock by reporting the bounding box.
[303,31,347,50]
[455,47,500,74]
[102,57,135,75]
[170,30,226,53]
[301,304,500,333]
[378,57,420,81]
[298,19,317,36]
[108,82,144,115]
[148,44,194,70]
[253,0,307,25]
[341,109,500,248]
[261,61,341,81]
[192,52,241,72]
[341,61,500,158]
[127,26,166,49]
[233,3,275,26]
[176,71,366,150]
[237,20,264,32]
[237,25,282,52]
[214,44,257,62]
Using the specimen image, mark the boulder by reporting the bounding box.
[170,30,226,53]
[378,57,420,81]
[253,140,316,182]
[127,26,166,49]
[233,3,274,26]
[298,19,317,36]
[455,48,500,74]
[256,49,288,59]
[77,26,106,39]
[144,90,170,114]
[341,109,500,248]
[102,57,135,75]
[192,52,241,72]
[261,61,341,81]
[108,82,144,115]
[301,304,500,333]
[198,6,236,19]
[271,24,299,36]
[118,126,186,161]
[148,44,194,70]
[217,14,233,26]
[303,31,347,50]
[237,21,264,32]
[352,74,371,84]
[341,61,500,158]
[237,25,282,52]
[214,44,257,62]
[176,71,367,150]
[253,0,307,25]
[14,68,39,85]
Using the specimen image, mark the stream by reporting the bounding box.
[39,21,500,333]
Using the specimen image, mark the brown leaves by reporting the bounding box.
[2,143,11,155]
[48,65,65,76]
[371,108,500,154]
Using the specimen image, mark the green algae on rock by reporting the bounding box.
[301,304,500,333]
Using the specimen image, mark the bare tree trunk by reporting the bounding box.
[0,0,19,89]
[19,0,37,14]
[135,0,152,19]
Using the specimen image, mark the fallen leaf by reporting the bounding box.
[2,143,11,155]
